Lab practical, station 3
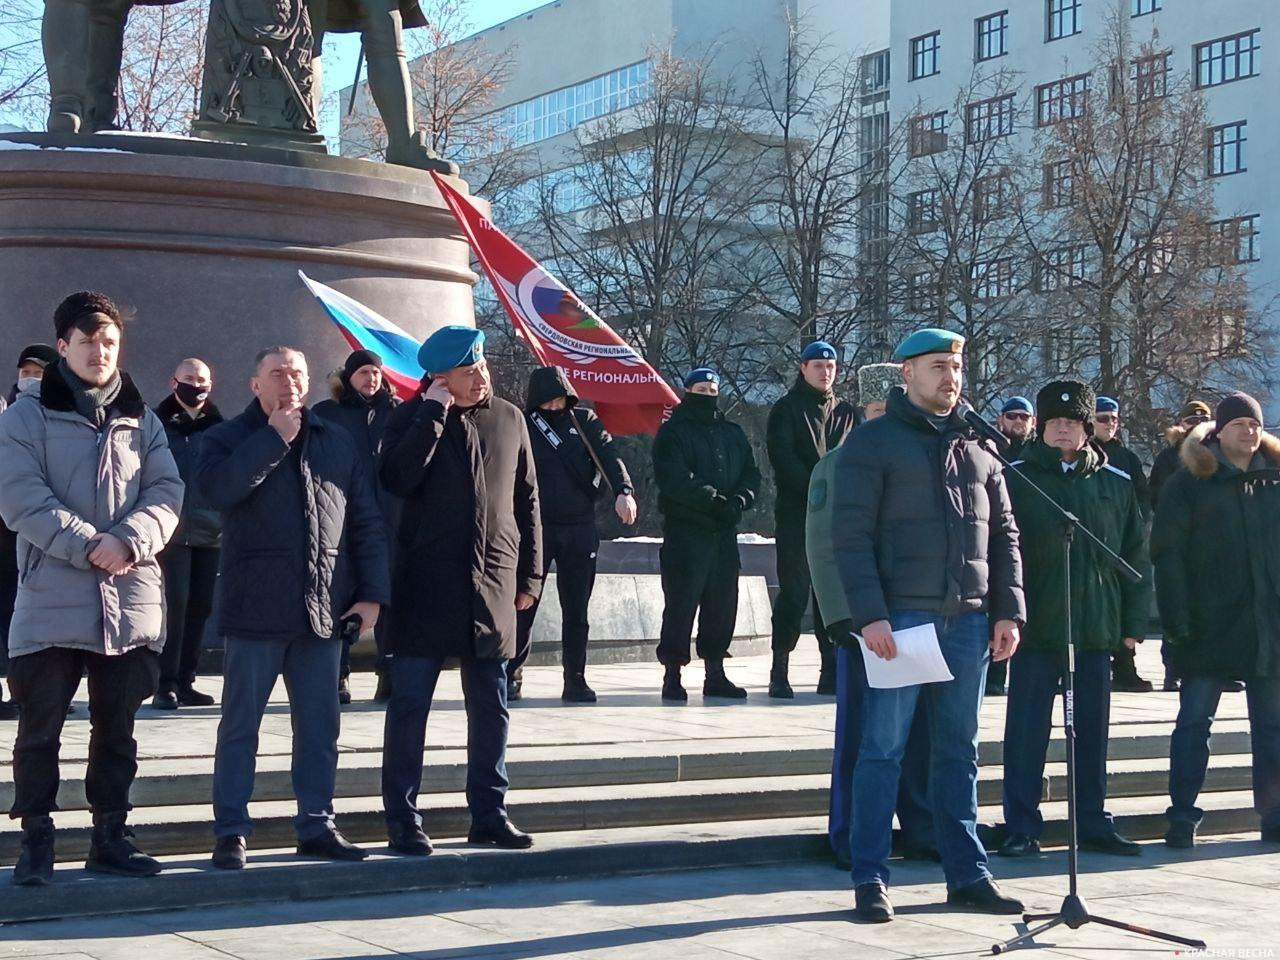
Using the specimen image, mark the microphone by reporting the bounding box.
[960,404,1012,456]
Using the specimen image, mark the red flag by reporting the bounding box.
[431,171,678,436]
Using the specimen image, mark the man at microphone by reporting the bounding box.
[831,327,1026,923]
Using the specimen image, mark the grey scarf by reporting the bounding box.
[58,358,122,428]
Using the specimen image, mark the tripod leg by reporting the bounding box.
[992,915,1065,954]
[1089,915,1206,949]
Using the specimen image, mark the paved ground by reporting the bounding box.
[1,835,1276,958]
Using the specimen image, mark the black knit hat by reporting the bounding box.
[16,343,58,369]
[343,348,383,381]
[1036,379,1095,436]
[1213,391,1264,431]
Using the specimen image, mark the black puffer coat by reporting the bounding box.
[831,387,1026,630]
[195,401,390,641]
[766,377,857,522]
[1152,423,1280,680]
[379,393,542,660]
[652,394,761,533]
[154,394,225,548]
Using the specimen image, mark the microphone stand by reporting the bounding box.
[974,425,1205,955]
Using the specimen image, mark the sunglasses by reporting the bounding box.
[1095,413,1119,424]
[1003,412,1032,421]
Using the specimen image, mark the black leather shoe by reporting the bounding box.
[338,676,352,706]
[561,675,597,703]
[816,670,837,696]
[768,676,794,699]
[388,823,433,856]
[212,835,246,870]
[86,818,161,877]
[373,671,392,705]
[150,689,178,710]
[998,833,1041,858]
[176,684,215,707]
[468,818,533,849]
[1080,831,1142,856]
[946,878,1024,914]
[12,816,54,886]
[1165,821,1196,849]
[1111,673,1154,693]
[297,830,367,861]
[661,666,687,703]
[1162,671,1181,692]
[0,698,18,721]
[854,881,894,922]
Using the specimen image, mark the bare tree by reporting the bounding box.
[115,1,209,133]
[0,0,46,127]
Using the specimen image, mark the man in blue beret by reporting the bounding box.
[830,327,1027,921]
[378,325,544,855]
[652,368,761,700]
[766,341,857,698]
[996,396,1036,462]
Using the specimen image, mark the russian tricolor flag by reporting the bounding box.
[298,271,424,400]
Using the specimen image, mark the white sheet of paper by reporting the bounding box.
[857,623,955,689]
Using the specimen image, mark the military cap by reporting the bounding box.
[1178,400,1212,421]
[16,344,58,369]
[683,367,720,389]
[801,340,838,362]
[893,328,964,361]
[1001,396,1034,416]
[418,325,484,374]
[1036,379,1095,433]
[1096,396,1120,414]
[857,363,901,405]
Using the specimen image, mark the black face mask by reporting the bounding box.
[174,381,210,407]
[682,392,719,414]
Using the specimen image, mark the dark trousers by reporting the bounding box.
[382,655,510,828]
[212,635,342,841]
[829,644,934,860]
[1002,646,1113,839]
[771,514,832,663]
[1169,675,1280,831]
[8,646,158,819]
[657,526,739,667]
[510,521,599,681]
[158,544,219,691]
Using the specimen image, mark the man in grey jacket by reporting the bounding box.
[0,291,184,886]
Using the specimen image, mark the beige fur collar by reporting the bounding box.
[1181,421,1280,478]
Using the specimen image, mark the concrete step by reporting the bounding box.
[0,790,1268,925]
[0,753,1254,865]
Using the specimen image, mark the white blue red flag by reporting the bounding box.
[297,270,424,400]
[430,171,678,436]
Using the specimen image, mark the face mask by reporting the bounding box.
[17,376,41,393]
[174,381,210,407]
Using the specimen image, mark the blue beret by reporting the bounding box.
[418,325,485,373]
[1096,396,1120,414]
[683,367,720,389]
[801,341,837,362]
[1001,396,1034,415]
[893,327,964,361]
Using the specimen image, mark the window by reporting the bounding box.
[907,189,942,234]
[966,94,1015,143]
[1047,0,1082,41]
[1043,159,1076,207]
[975,174,1010,222]
[908,269,939,313]
[1132,0,1160,14]
[911,31,941,80]
[1036,74,1089,125]
[909,110,949,156]
[972,257,1016,299]
[1213,215,1261,264]
[1038,246,1087,291]
[976,12,1008,61]
[1208,121,1247,176]
[493,61,651,149]
[862,49,891,95]
[1195,30,1260,88]
[861,185,891,243]
[1131,52,1171,101]
[861,111,890,170]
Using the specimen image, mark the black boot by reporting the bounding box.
[0,698,18,721]
[373,668,392,705]
[338,674,352,705]
[661,664,687,702]
[816,644,837,696]
[85,814,161,877]
[703,659,747,699]
[561,673,597,703]
[769,650,794,699]
[12,816,54,886]
[176,682,215,707]
[1111,648,1153,693]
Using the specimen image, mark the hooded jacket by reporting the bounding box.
[1007,438,1150,654]
[830,386,1026,630]
[525,366,632,527]
[1151,422,1280,679]
[0,364,184,658]
[766,376,857,522]
[154,394,225,548]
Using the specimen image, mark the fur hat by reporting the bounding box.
[1036,379,1095,435]
[857,363,901,406]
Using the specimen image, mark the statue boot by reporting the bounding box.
[386,131,459,174]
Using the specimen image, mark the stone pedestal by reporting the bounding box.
[0,132,481,401]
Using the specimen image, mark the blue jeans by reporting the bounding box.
[1003,647,1113,839]
[829,643,934,860]
[1169,675,1280,831]
[212,635,341,841]
[850,610,990,889]
[382,655,510,829]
